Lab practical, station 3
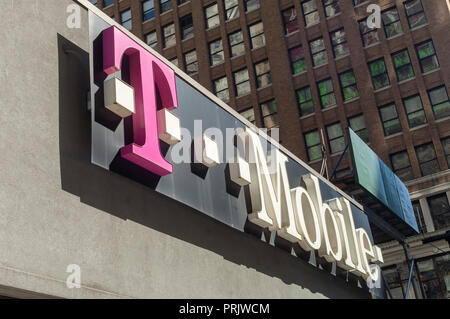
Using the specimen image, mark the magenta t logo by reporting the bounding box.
[102,26,178,176]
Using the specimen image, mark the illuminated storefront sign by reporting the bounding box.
[89,21,383,283]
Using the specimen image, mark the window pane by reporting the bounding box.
[310,38,325,54]
[428,86,450,120]
[240,107,255,123]
[305,130,322,161]
[416,143,440,176]
[283,7,299,34]
[391,151,414,181]
[245,0,259,12]
[427,194,450,230]
[297,87,314,117]
[404,95,423,113]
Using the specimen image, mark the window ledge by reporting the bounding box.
[410,23,429,32]
[354,1,370,9]
[435,116,450,123]
[344,97,360,104]
[181,35,194,42]
[364,42,381,50]
[321,105,338,112]
[386,33,404,41]
[206,25,220,32]
[160,9,173,16]
[293,70,307,77]
[251,45,266,52]
[142,18,155,25]
[313,63,328,70]
[236,92,252,99]
[397,77,416,85]
[305,22,320,29]
[257,84,272,91]
[331,151,345,158]
[373,86,392,93]
[226,17,239,23]
[335,53,350,61]
[422,68,440,76]
[326,12,342,20]
[309,158,323,165]
[211,61,225,68]
[286,30,301,37]
[409,123,429,131]
[300,113,315,120]
[230,54,245,60]
[385,132,403,140]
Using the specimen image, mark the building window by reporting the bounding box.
[120,9,132,30]
[415,143,440,176]
[169,57,178,67]
[160,0,172,13]
[142,0,155,21]
[404,0,427,29]
[412,201,426,233]
[392,49,415,82]
[184,50,198,75]
[180,14,194,40]
[249,22,265,49]
[297,87,314,117]
[145,31,158,50]
[205,3,220,29]
[240,107,255,124]
[349,115,368,142]
[379,103,402,136]
[302,1,319,27]
[369,58,390,90]
[427,194,450,230]
[330,29,349,59]
[234,68,251,97]
[305,130,322,161]
[229,30,245,57]
[214,77,229,102]
[103,0,114,7]
[162,23,176,48]
[260,100,278,129]
[282,7,299,35]
[323,0,340,18]
[178,0,189,5]
[244,0,259,12]
[289,46,307,75]
[428,86,450,120]
[442,137,450,168]
[317,78,336,109]
[382,7,403,39]
[403,94,427,128]
[390,151,414,181]
[255,60,271,89]
[209,39,224,66]
[339,70,359,101]
[326,123,345,154]
[359,19,379,47]
[224,0,239,21]
[310,38,327,67]
[416,40,440,73]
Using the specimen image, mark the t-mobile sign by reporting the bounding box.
[88,11,384,287]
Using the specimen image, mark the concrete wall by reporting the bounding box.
[0,0,368,299]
